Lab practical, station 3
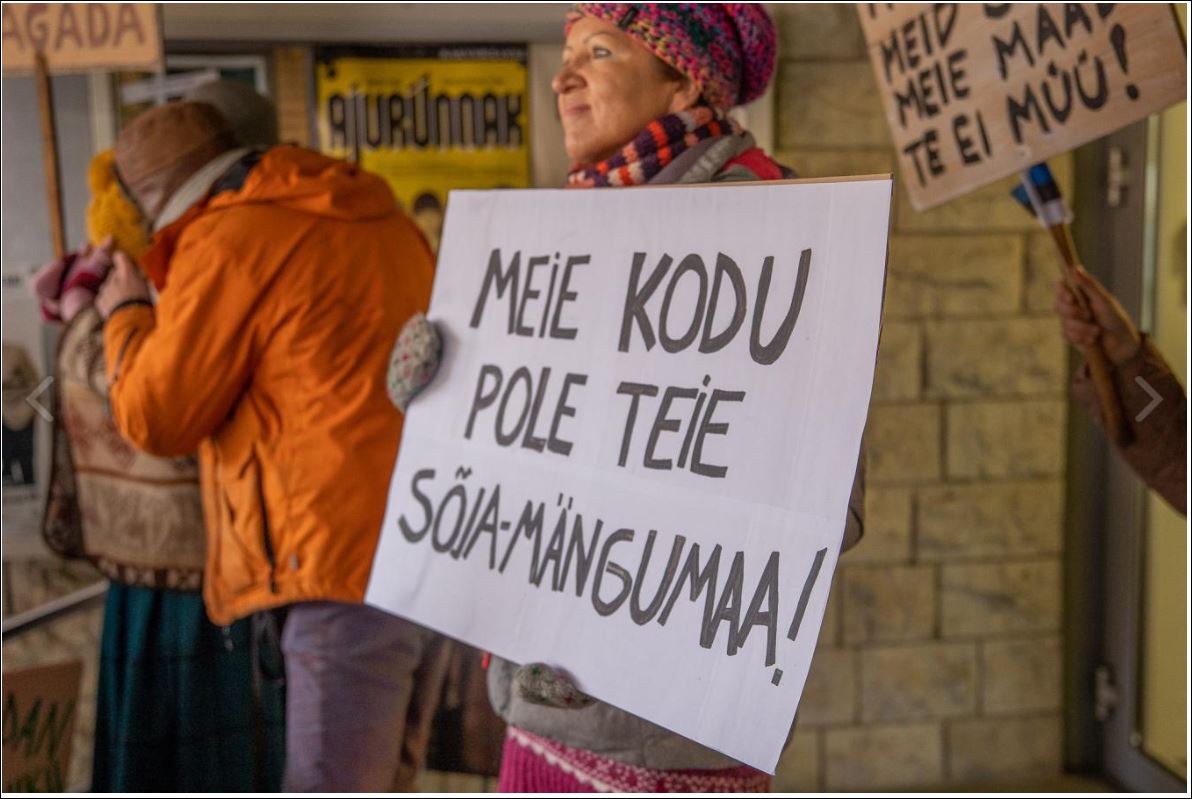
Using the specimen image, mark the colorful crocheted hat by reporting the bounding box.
[565,3,776,112]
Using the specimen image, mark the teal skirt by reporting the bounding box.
[91,583,285,792]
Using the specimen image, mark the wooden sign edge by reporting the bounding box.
[445,174,896,199]
[1,658,85,683]
[632,173,896,190]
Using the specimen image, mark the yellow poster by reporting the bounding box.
[315,47,530,250]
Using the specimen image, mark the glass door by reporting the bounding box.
[1136,49,1187,781]
[1078,23,1188,787]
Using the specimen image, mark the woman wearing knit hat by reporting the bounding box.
[556,3,781,187]
[479,4,866,792]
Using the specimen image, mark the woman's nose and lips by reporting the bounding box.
[551,16,698,166]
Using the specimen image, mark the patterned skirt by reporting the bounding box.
[497,725,772,793]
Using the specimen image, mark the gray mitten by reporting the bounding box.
[513,662,596,709]
[386,312,441,412]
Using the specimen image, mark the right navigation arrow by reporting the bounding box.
[1134,377,1162,423]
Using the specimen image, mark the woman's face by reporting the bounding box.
[553,16,700,166]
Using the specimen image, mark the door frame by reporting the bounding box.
[1071,118,1186,793]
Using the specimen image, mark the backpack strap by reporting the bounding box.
[721,147,786,181]
[211,149,265,196]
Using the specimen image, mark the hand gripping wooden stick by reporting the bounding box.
[1047,219,1132,447]
[1017,168,1130,447]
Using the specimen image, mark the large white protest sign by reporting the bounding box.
[366,177,892,772]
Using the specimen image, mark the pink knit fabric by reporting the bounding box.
[32,247,111,323]
[497,726,772,793]
[565,3,777,112]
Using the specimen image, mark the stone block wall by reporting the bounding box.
[770,5,1070,792]
[273,45,313,146]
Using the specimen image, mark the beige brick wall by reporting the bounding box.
[272,45,312,146]
[771,5,1068,792]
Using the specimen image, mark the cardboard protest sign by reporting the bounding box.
[1,3,162,74]
[366,177,891,771]
[857,3,1187,210]
[2,660,82,792]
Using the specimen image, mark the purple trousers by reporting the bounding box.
[280,601,449,792]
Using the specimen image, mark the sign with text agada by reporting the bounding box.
[1,3,162,74]
[2,660,82,792]
[858,3,1187,210]
[366,177,891,772]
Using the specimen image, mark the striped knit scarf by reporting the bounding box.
[566,106,739,188]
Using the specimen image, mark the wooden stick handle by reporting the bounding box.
[35,51,66,259]
[1047,224,1132,447]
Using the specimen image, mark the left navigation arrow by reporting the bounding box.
[25,376,54,423]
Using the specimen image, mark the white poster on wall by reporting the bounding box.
[366,176,892,772]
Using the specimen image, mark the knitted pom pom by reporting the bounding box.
[514,663,596,709]
[386,313,442,413]
[722,3,777,106]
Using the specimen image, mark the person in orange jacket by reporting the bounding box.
[94,101,437,791]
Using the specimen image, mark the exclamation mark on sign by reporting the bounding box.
[1109,24,1140,100]
[772,547,828,687]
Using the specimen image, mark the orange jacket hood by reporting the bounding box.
[208,145,397,222]
[141,146,399,290]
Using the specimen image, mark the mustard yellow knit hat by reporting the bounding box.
[86,149,151,259]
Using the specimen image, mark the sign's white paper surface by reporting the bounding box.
[367,178,892,772]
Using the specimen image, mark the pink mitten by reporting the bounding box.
[31,255,71,322]
[59,246,112,322]
[30,243,113,324]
